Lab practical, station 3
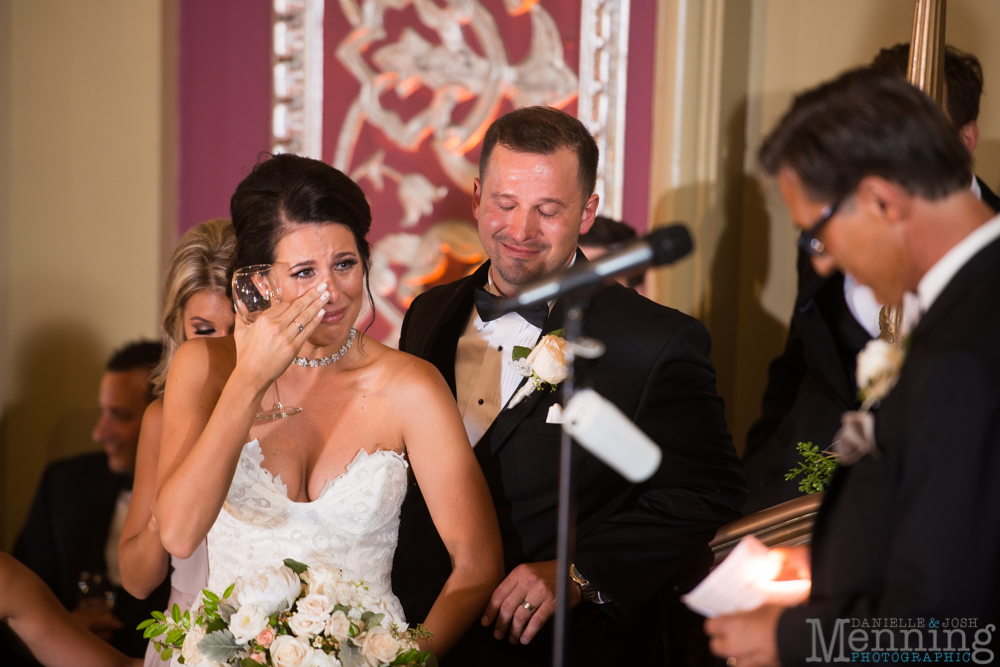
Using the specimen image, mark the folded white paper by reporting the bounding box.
[681,536,811,618]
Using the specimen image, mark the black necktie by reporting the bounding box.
[474,286,549,328]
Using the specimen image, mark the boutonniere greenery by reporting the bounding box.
[785,442,838,493]
[508,330,569,408]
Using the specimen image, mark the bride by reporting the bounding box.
[153,154,503,658]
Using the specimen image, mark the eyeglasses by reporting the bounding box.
[797,200,840,257]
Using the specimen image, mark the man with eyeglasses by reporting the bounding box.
[742,45,1000,515]
[704,67,1000,667]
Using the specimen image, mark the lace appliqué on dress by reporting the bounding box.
[207,440,409,624]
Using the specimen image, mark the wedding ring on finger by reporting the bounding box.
[521,601,537,613]
[294,322,304,333]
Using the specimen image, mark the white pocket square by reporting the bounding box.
[546,404,565,424]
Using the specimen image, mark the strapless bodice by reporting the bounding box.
[206,439,409,622]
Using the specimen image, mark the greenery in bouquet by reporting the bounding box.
[139,558,436,667]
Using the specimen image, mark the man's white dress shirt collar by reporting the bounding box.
[454,255,574,447]
[915,212,1000,316]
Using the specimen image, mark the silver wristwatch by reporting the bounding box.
[570,563,609,605]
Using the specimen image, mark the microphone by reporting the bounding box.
[500,223,693,309]
[562,389,662,483]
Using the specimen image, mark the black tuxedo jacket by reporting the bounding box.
[742,251,870,513]
[13,452,170,658]
[392,257,747,665]
[744,177,1000,514]
[777,233,1000,663]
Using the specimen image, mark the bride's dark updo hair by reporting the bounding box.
[229,153,374,313]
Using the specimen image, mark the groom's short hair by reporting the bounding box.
[479,106,599,200]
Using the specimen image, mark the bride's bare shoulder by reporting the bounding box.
[362,338,448,394]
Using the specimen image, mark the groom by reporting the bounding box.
[392,106,747,665]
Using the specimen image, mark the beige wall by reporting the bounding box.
[651,0,1000,453]
[0,0,163,550]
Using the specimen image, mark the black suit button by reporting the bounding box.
[478,399,484,405]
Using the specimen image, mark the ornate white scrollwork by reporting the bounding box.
[271,0,325,158]
[271,0,630,340]
[578,0,630,219]
[271,0,629,211]
[333,0,578,193]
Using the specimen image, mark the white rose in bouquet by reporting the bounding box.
[303,649,343,667]
[526,335,569,385]
[361,626,402,666]
[334,581,362,608]
[325,609,351,641]
[229,603,270,645]
[298,592,335,616]
[270,634,313,667]
[289,606,330,638]
[303,566,343,597]
[234,564,302,616]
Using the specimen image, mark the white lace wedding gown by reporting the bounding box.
[206,440,409,622]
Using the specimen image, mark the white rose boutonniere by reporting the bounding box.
[856,338,906,410]
[508,330,569,408]
[831,337,909,466]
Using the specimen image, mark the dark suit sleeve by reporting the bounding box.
[745,251,822,464]
[573,319,747,618]
[398,297,414,351]
[744,323,807,463]
[777,349,1000,663]
[12,467,65,604]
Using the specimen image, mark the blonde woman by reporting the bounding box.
[117,219,235,665]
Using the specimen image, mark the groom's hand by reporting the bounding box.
[481,560,581,646]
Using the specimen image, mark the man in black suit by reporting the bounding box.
[743,44,1000,513]
[706,69,1000,665]
[14,340,169,659]
[392,106,747,665]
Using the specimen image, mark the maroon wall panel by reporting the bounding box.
[178,0,272,236]
[622,1,656,232]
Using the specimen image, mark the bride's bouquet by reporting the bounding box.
[139,559,436,667]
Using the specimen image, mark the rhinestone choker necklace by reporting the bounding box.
[293,327,357,367]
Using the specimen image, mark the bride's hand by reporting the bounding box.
[233,281,330,387]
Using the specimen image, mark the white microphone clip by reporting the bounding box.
[562,389,662,483]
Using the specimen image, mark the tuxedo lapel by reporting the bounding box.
[794,263,861,404]
[487,296,572,456]
[796,297,855,402]
[420,262,489,396]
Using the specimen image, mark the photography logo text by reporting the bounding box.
[806,617,995,664]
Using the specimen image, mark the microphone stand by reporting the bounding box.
[552,299,586,667]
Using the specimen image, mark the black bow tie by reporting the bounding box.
[474,286,549,328]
